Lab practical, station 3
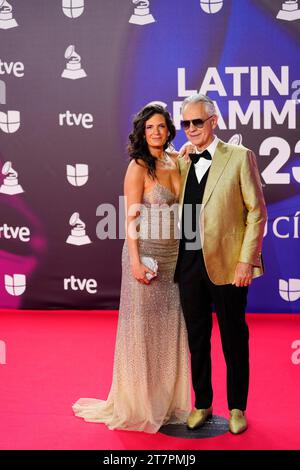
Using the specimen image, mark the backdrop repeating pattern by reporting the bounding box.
[0,0,299,312]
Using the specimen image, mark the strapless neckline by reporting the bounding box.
[144,182,179,199]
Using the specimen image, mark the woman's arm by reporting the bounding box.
[124,160,155,284]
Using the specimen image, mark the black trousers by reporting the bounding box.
[177,249,249,411]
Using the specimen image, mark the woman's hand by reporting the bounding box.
[131,262,156,285]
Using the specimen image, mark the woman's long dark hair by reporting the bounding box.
[127,104,176,179]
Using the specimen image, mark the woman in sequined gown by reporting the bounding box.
[72,104,191,433]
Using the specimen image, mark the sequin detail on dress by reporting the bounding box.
[72,184,191,433]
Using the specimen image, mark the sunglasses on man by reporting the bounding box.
[180,115,214,130]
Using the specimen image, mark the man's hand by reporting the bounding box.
[178,143,197,162]
[232,262,253,287]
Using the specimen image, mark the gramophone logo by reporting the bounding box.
[227,134,243,146]
[0,161,24,195]
[277,1,300,21]
[66,164,89,187]
[66,212,91,245]
[200,0,223,14]
[279,278,300,301]
[62,0,84,19]
[129,0,155,25]
[0,0,18,29]
[4,274,26,296]
[61,45,87,80]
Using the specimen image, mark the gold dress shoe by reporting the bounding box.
[229,409,247,434]
[186,407,213,429]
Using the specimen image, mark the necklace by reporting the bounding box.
[156,152,169,166]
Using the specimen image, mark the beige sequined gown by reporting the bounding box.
[72,183,191,433]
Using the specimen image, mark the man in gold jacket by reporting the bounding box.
[175,93,267,434]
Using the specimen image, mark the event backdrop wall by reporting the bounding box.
[0,0,299,312]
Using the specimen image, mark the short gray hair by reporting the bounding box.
[181,94,216,116]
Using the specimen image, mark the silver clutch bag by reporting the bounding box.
[141,256,158,281]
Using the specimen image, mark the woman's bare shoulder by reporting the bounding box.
[126,158,147,179]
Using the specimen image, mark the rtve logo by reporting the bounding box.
[59,110,93,129]
[64,275,98,294]
[0,223,30,242]
[4,274,26,296]
[0,59,24,77]
[279,279,300,302]
[62,0,85,19]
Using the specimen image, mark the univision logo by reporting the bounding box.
[200,0,223,14]
[62,0,85,19]
[279,279,300,302]
[0,110,20,133]
[66,164,89,187]
[4,274,26,296]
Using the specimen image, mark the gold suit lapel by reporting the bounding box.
[202,141,233,206]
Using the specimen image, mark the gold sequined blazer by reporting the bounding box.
[177,140,268,285]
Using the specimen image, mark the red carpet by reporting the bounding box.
[0,310,299,450]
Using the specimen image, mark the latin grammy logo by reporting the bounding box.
[61,45,87,80]
[62,0,85,19]
[227,134,243,146]
[129,0,155,26]
[199,0,223,14]
[0,161,24,195]
[4,274,26,296]
[277,1,300,21]
[66,212,92,245]
[66,164,89,187]
[0,0,18,29]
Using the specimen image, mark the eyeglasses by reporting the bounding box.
[180,115,214,131]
